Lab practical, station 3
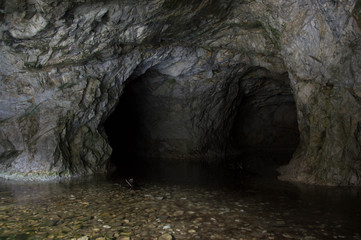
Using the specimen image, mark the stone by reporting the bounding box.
[119,232,133,237]
[0,0,360,186]
[76,237,89,240]
[162,224,171,229]
[117,237,130,240]
[173,210,184,217]
[158,233,173,240]
[275,220,286,226]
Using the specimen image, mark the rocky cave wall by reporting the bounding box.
[0,0,360,185]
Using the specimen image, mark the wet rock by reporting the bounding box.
[173,210,184,217]
[116,237,130,240]
[76,237,88,240]
[119,232,132,237]
[162,224,171,230]
[159,233,174,240]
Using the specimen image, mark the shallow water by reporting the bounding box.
[0,163,360,240]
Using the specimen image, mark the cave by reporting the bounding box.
[103,63,300,182]
[231,70,300,176]
[1,0,361,186]
[104,73,145,178]
[1,1,361,239]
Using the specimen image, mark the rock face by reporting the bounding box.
[0,0,360,185]
[278,1,361,186]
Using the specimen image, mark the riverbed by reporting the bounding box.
[0,163,360,240]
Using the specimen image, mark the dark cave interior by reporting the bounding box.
[104,72,300,184]
[104,76,144,178]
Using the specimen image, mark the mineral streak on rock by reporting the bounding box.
[0,0,360,185]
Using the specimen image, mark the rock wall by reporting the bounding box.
[0,0,360,185]
[278,0,361,185]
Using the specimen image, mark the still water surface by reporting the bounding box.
[0,162,360,240]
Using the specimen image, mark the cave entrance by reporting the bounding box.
[230,70,300,177]
[103,69,239,185]
[103,75,144,179]
[103,66,299,184]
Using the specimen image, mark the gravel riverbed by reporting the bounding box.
[0,175,360,240]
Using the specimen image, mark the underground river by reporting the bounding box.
[0,161,360,240]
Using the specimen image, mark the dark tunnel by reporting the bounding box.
[103,68,300,186]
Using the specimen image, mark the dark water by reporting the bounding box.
[0,162,360,240]
[112,160,243,188]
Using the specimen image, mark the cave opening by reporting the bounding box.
[230,70,300,177]
[103,75,144,179]
[103,66,300,185]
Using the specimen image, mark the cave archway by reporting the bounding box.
[103,75,143,178]
[230,69,300,176]
[103,58,299,183]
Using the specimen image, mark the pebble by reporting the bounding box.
[117,237,130,240]
[76,237,88,240]
[276,220,286,225]
[120,232,133,237]
[0,180,358,240]
[173,210,184,216]
[158,233,173,240]
[282,233,293,238]
[163,224,171,229]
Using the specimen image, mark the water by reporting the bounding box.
[0,162,360,240]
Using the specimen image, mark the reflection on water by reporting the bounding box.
[0,161,360,240]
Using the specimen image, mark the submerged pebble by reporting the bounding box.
[0,178,360,240]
